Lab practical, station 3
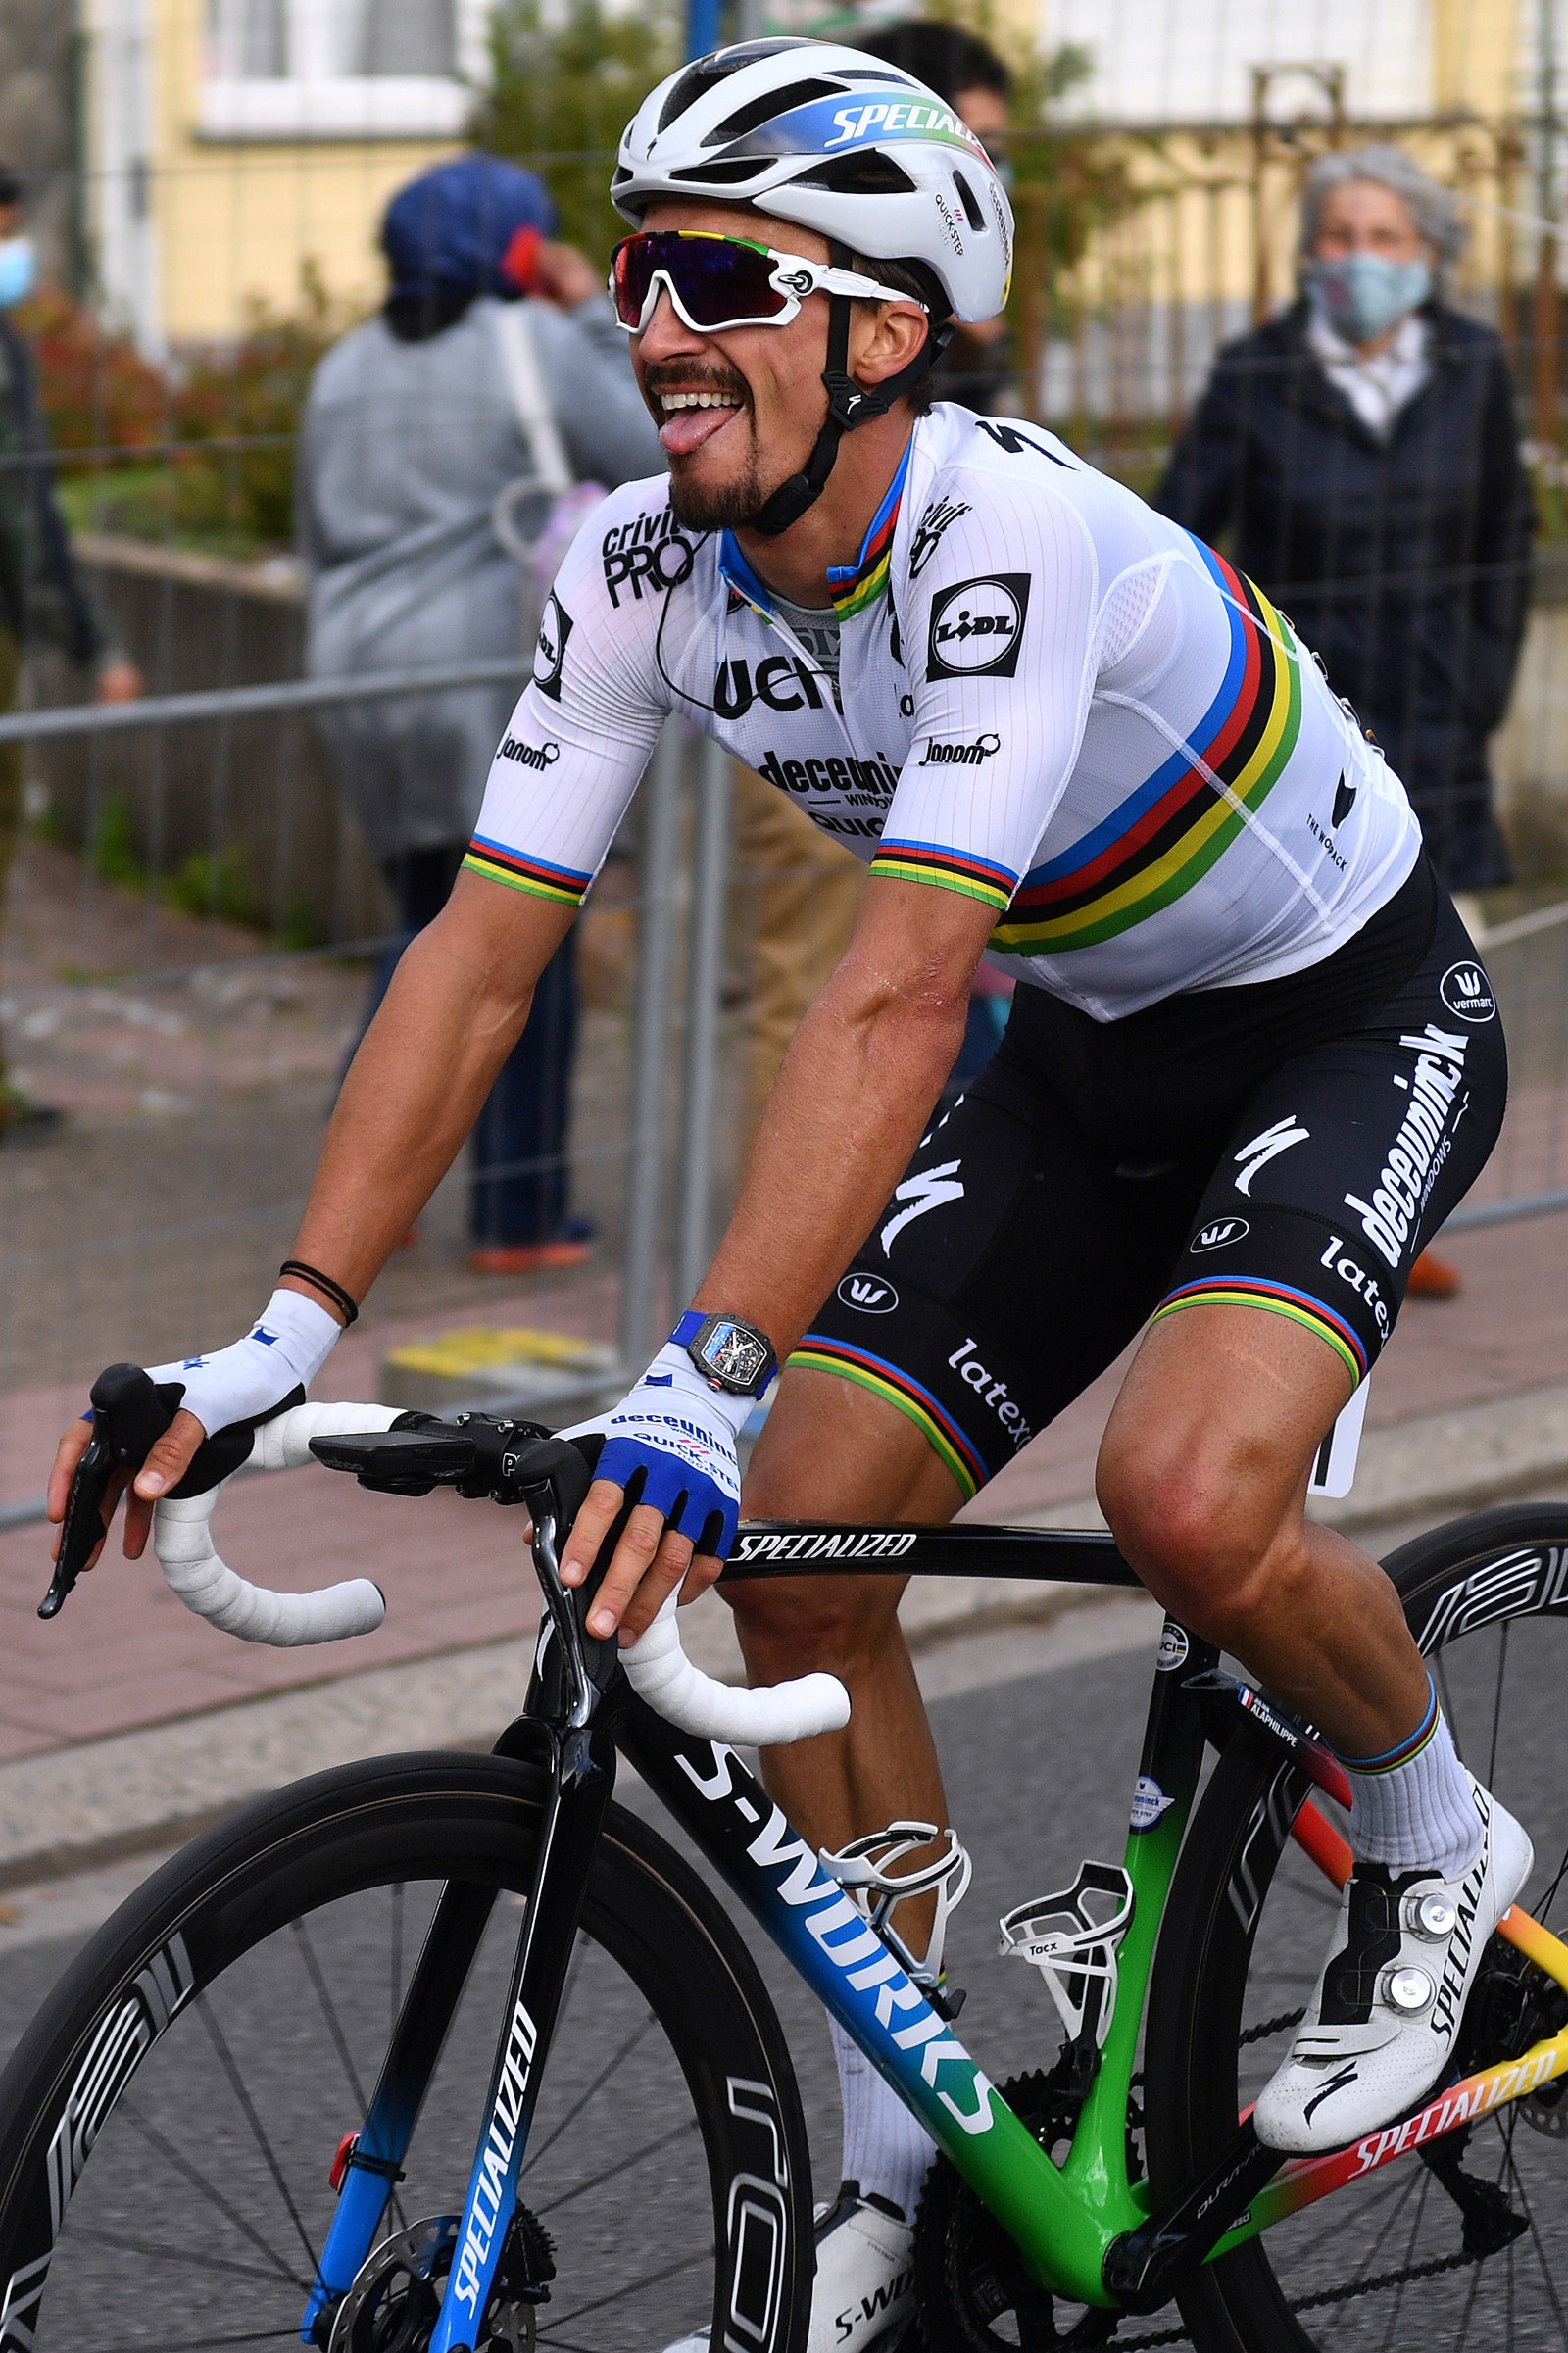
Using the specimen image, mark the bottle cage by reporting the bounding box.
[819,1819,972,2012]
[999,1860,1137,2050]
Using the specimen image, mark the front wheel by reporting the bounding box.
[0,1750,814,2353]
[1144,1503,1568,2353]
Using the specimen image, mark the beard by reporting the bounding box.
[643,358,798,533]
[668,447,774,533]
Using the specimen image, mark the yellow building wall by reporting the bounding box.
[150,0,463,343]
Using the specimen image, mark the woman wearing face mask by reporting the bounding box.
[0,166,140,1136]
[1158,146,1533,1297]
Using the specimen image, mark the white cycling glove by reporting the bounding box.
[142,1287,344,1440]
[566,1341,757,1558]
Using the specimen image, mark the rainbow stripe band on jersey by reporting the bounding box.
[827,442,910,621]
[1150,1275,1367,1388]
[991,545,1303,957]
[868,839,1017,910]
[789,1336,986,1499]
[463,837,592,909]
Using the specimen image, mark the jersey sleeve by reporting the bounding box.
[868,483,1100,917]
[464,482,671,913]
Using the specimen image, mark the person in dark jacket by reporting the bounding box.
[0,165,140,1136]
[855,21,1014,414]
[1158,142,1533,901]
[1159,143,1531,1301]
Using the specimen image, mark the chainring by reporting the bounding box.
[326,2207,556,2353]
[910,2069,1132,2352]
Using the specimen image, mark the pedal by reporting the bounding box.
[819,1820,971,2017]
[999,1860,1135,2049]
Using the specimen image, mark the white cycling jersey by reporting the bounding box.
[467,402,1420,1020]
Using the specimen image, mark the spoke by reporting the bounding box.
[291,1915,369,2115]
[195,1991,321,2276]
[1500,2137,1568,2339]
[1374,2167,1432,2353]
[1487,1621,1508,1790]
[1452,2241,1487,2350]
[1435,1650,1460,1759]
[391,1879,405,2036]
[70,2329,303,2352]
[533,2116,699,2216]
[523,2003,659,2177]
[66,2222,305,2289]
[116,2099,309,2286]
[543,2240,712,2331]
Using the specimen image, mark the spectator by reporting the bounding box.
[1159,143,1533,1302]
[856,20,1015,412]
[0,165,141,1140]
[299,153,663,1274]
[1158,142,1533,903]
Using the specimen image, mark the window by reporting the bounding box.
[201,0,481,139]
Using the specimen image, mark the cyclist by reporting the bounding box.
[50,40,1529,2353]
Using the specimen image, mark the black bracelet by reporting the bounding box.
[279,1259,360,1327]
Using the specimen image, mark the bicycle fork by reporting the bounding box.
[302,1493,616,2350]
[298,1718,614,2348]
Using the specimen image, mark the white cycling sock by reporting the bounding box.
[1338,1678,1481,1880]
[828,2015,935,2223]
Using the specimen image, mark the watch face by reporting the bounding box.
[697,1318,770,1392]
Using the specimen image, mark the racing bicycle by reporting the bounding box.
[0,1363,1566,2352]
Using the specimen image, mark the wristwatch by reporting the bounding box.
[673,1310,778,1398]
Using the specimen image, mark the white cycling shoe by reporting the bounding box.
[661,2181,915,2353]
[1254,1772,1533,2155]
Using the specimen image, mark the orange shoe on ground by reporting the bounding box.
[468,1237,593,1277]
[1406,1248,1461,1299]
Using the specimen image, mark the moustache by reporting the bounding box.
[642,361,752,406]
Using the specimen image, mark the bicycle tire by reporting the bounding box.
[0,1748,814,2353]
[1143,1502,1568,2352]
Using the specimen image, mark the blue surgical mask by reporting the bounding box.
[0,237,36,310]
[1312,252,1432,347]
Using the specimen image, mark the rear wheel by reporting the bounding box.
[0,1750,813,2353]
[1144,1504,1568,2352]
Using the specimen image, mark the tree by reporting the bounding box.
[471,0,684,267]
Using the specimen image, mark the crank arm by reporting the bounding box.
[1101,2121,1280,2312]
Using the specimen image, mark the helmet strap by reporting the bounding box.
[749,243,955,539]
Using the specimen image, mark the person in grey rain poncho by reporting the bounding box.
[300,152,664,1271]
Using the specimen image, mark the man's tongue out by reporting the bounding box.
[660,397,743,456]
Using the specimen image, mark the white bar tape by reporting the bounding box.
[152,1402,401,1647]
[620,1591,851,1746]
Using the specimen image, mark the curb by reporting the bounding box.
[2,1383,1565,1893]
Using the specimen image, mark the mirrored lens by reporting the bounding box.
[611,233,794,329]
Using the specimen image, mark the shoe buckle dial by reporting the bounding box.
[1405,1890,1458,1940]
[1381,1964,1437,2014]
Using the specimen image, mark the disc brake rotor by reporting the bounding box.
[326,2209,555,2353]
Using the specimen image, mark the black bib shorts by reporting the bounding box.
[796,860,1506,1500]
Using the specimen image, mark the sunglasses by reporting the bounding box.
[610,230,924,334]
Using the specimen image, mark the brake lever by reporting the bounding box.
[39,1362,182,1620]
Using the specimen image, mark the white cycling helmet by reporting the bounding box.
[615,38,1014,325]
[613,39,1014,531]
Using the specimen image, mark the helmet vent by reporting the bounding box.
[669,158,765,186]
[952,170,987,231]
[658,51,763,132]
[707,78,846,146]
[796,151,919,196]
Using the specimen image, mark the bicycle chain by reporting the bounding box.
[1236,2005,1305,2047]
[1103,2237,1481,2348]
